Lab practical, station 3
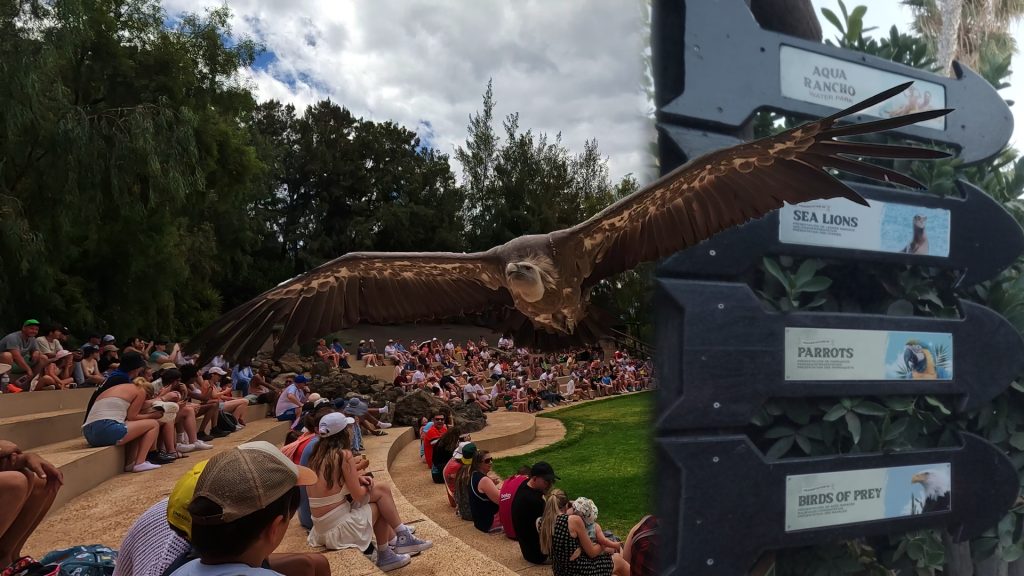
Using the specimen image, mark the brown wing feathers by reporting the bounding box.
[576,82,952,284]
[187,254,512,362]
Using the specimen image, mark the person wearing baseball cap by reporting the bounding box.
[511,461,561,565]
[169,442,321,576]
[0,319,49,389]
[307,413,432,571]
[113,446,328,576]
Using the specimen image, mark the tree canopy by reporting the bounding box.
[0,0,638,342]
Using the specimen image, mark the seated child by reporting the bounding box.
[572,497,622,554]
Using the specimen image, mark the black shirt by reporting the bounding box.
[511,482,547,564]
[469,471,499,533]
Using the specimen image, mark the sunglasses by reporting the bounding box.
[483,458,493,464]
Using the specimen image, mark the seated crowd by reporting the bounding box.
[414,406,656,576]
[1,320,654,576]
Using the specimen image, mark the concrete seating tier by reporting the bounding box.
[0,389,287,515]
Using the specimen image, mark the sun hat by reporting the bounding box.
[152,401,179,424]
[160,362,177,371]
[102,344,118,352]
[188,441,318,526]
[54,349,72,360]
[318,412,355,437]
[343,397,368,417]
[167,460,209,540]
[0,363,10,376]
[572,497,599,524]
[207,367,227,376]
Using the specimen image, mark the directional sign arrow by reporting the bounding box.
[657,178,1024,289]
[658,0,1012,164]
[653,281,1024,432]
[655,432,1018,576]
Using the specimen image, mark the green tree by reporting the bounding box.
[0,0,267,339]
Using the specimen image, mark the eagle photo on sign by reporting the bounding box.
[188,83,952,361]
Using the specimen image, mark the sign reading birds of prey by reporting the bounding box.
[659,178,1024,288]
[656,433,1017,575]
[185,84,950,363]
[652,281,1024,432]
[656,0,1013,164]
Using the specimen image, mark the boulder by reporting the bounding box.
[276,353,311,375]
[451,401,487,433]
[393,390,451,427]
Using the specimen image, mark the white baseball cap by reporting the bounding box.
[318,412,356,437]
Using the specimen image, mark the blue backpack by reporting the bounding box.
[38,545,116,576]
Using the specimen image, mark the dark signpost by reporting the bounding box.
[660,179,1024,288]
[657,433,1018,575]
[654,281,1024,431]
[653,1,1023,574]
[657,0,1013,164]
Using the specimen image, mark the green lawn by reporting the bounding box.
[492,392,653,537]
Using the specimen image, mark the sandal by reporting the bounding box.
[372,430,387,436]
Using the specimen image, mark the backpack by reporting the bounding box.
[38,545,117,576]
[215,411,238,433]
[629,516,658,576]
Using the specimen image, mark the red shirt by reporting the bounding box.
[498,474,527,539]
[444,458,463,507]
[423,424,447,468]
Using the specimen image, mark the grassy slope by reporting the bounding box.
[492,392,653,537]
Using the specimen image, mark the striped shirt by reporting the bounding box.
[112,499,191,576]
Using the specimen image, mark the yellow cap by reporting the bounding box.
[167,460,209,540]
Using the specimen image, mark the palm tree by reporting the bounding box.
[903,0,1024,75]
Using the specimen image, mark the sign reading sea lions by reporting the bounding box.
[785,463,952,532]
[779,46,947,131]
[655,434,1014,576]
[785,328,953,381]
[778,198,951,258]
[652,281,1023,432]
[659,179,1023,289]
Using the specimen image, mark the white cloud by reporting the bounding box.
[161,0,654,184]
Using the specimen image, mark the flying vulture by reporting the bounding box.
[187,83,951,361]
[911,469,951,514]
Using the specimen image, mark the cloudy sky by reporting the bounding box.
[160,0,1022,186]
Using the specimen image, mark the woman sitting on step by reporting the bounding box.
[80,352,164,473]
[307,413,433,572]
[539,489,629,576]
[455,448,504,533]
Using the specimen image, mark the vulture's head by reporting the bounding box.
[505,256,557,303]
[911,469,951,500]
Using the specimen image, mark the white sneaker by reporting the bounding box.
[177,432,188,444]
[177,443,196,453]
[131,462,161,473]
[378,422,392,429]
[235,423,246,430]
[379,405,389,414]
[194,440,214,450]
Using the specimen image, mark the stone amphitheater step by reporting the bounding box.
[35,413,290,517]
[0,388,94,419]
[1,398,273,451]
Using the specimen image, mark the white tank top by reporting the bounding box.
[83,397,131,426]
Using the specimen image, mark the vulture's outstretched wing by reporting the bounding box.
[569,82,952,286]
[187,252,511,362]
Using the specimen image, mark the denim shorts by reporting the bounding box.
[83,419,128,447]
